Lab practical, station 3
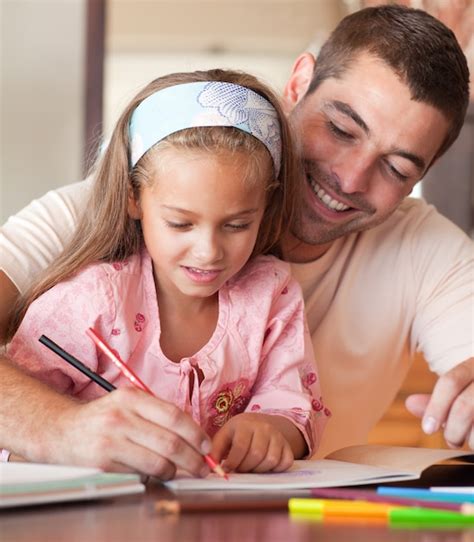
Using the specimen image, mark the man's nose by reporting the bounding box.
[333,151,374,194]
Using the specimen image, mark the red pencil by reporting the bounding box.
[86,328,153,394]
[86,327,228,480]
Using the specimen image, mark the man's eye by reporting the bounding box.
[386,162,409,182]
[328,121,354,140]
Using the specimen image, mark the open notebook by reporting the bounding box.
[0,462,145,508]
[166,445,473,492]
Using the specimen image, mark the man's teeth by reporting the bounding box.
[311,181,350,211]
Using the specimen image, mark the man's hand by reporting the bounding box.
[211,413,297,473]
[51,388,213,479]
[405,358,473,449]
[0,360,212,480]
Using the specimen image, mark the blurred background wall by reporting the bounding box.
[1,0,472,230]
[0,0,346,223]
[104,0,345,135]
[0,0,86,222]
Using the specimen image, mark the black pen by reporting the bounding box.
[39,335,116,392]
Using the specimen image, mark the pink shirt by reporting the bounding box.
[8,250,328,456]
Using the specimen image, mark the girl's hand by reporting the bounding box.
[211,413,296,473]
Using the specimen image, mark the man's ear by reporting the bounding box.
[127,189,142,220]
[282,53,316,113]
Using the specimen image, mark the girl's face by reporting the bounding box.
[129,148,267,304]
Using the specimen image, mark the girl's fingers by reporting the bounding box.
[250,434,285,473]
[272,443,294,473]
[220,427,254,472]
[232,428,271,473]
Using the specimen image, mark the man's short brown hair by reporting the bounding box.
[307,4,470,161]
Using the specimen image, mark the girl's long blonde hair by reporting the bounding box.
[7,69,300,341]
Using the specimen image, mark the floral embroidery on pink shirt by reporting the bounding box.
[134,313,145,332]
[111,328,121,336]
[312,397,324,412]
[207,378,251,434]
[299,364,318,389]
[250,404,261,411]
[303,371,317,389]
[312,397,331,417]
[112,260,129,271]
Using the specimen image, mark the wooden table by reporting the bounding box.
[2,464,473,542]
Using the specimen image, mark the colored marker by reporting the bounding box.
[289,498,474,525]
[289,498,397,518]
[310,487,468,512]
[377,487,474,504]
[389,507,474,526]
[430,486,474,494]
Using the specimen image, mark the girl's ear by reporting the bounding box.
[127,188,142,220]
[282,53,316,113]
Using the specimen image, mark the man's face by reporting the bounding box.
[285,53,450,261]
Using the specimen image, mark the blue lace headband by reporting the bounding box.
[129,81,282,176]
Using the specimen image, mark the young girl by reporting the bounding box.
[6,69,329,476]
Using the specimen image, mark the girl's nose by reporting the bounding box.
[192,232,223,264]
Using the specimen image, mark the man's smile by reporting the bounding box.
[308,178,351,212]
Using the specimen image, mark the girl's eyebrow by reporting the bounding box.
[161,205,260,217]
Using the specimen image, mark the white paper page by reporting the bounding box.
[166,459,415,491]
[0,463,101,485]
[1,483,145,508]
[0,463,145,509]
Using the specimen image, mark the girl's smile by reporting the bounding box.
[181,266,223,284]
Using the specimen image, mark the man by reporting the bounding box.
[0,5,472,476]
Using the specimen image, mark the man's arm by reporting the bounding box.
[406,357,473,449]
[405,204,474,450]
